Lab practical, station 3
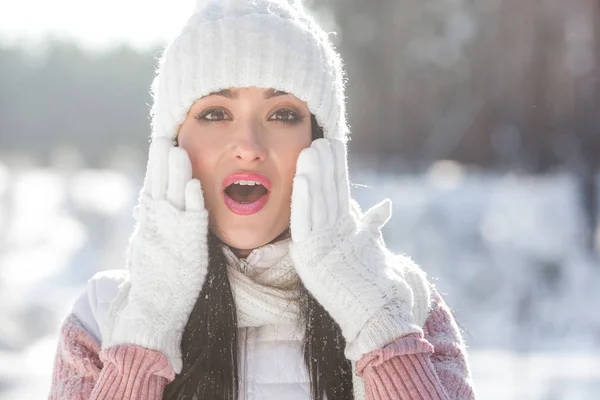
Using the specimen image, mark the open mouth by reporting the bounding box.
[222,173,272,215]
[224,180,269,204]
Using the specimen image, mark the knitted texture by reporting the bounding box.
[423,289,476,399]
[290,205,431,360]
[151,0,348,142]
[223,243,301,328]
[50,315,102,399]
[49,315,175,400]
[103,138,209,374]
[290,139,432,360]
[356,289,476,399]
[49,286,475,399]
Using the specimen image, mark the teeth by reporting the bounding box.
[233,180,262,186]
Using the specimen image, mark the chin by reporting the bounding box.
[214,224,282,252]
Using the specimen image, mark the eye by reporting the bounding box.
[269,109,304,124]
[196,108,231,123]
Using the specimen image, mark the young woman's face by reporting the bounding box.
[177,87,313,256]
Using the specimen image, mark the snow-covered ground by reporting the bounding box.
[0,160,598,399]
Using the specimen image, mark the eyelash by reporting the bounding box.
[195,108,305,125]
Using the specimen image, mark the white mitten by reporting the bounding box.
[102,137,209,374]
[289,138,431,361]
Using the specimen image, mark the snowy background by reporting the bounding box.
[1,0,600,398]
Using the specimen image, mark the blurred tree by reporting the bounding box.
[576,0,600,254]
[0,0,598,190]
[0,40,159,167]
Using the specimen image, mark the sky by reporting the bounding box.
[0,0,194,49]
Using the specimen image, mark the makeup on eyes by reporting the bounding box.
[195,107,306,125]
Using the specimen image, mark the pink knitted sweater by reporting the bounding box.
[49,288,474,399]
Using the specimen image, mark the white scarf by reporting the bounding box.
[221,238,366,400]
[222,238,301,328]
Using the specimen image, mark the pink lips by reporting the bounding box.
[222,172,272,216]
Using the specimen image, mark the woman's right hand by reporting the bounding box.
[102,137,209,374]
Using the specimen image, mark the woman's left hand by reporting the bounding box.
[289,138,431,361]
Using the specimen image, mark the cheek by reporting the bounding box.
[285,147,304,181]
[291,129,313,171]
[177,126,216,182]
[277,135,313,192]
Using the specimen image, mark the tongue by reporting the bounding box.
[226,184,268,204]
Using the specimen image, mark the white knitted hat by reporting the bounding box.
[150,0,349,142]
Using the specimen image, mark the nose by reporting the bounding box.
[231,122,267,164]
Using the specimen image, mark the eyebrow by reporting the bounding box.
[208,89,290,100]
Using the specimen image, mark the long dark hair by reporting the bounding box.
[164,115,353,399]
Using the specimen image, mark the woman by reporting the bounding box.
[49,0,475,399]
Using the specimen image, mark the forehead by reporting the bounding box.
[205,88,291,100]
